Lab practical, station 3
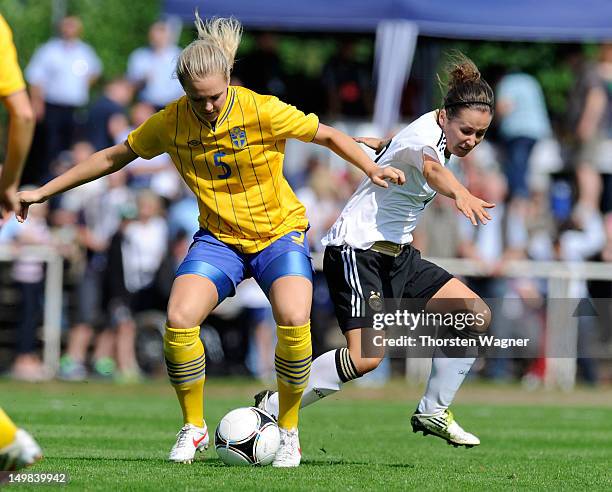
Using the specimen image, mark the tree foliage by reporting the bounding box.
[453,40,594,119]
[1,0,161,80]
[0,1,594,121]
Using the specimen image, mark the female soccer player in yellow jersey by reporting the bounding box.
[17,13,405,467]
[0,14,43,471]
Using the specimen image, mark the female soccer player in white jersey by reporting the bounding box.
[257,54,495,448]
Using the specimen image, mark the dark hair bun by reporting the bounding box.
[441,52,494,117]
[447,58,481,90]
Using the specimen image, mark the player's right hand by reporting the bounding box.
[16,189,45,223]
[454,190,495,226]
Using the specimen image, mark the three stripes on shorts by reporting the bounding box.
[341,245,365,317]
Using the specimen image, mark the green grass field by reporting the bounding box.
[1,379,611,491]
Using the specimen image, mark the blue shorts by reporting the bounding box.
[175,229,313,303]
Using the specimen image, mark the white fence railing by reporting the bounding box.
[313,253,612,389]
[1,245,611,388]
[433,258,612,389]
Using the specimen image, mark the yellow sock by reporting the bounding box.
[0,408,18,448]
[164,325,206,428]
[275,321,312,430]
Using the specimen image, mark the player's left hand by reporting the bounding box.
[368,166,405,188]
[16,189,45,223]
[455,191,495,225]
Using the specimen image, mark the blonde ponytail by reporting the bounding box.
[176,11,242,84]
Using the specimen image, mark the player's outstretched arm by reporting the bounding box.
[422,154,494,226]
[17,142,137,222]
[313,124,405,188]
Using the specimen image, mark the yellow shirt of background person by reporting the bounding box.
[0,14,26,97]
[128,85,318,253]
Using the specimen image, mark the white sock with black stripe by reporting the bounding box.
[263,348,360,419]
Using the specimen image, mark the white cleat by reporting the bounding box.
[411,409,480,448]
[168,424,209,463]
[272,428,301,468]
[0,429,43,471]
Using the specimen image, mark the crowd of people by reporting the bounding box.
[1,15,611,388]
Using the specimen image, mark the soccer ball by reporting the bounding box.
[215,407,280,466]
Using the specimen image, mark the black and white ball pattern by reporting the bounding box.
[215,407,280,466]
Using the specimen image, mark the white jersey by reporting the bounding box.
[323,111,448,249]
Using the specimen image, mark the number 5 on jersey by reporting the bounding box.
[214,152,231,179]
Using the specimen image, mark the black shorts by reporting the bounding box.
[323,244,454,332]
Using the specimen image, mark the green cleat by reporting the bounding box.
[411,409,480,448]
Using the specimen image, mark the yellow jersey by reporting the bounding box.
[128,86,319,254]
[0,14,26,97]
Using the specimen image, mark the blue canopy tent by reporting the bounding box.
[163,0,612,131]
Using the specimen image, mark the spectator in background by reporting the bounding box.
[321,39,373,119]
[295,164,344,356]
[235,32,287,98]
[561,45,603,164]
[287,154,321,191]
[568,43,612,212]
[0,14,45,379]
[167,184,199,240]
[412,194,461,258]
[154,228,190,306]
[0,13,43,469]
[295,157,343,250]
[457,162,512,293]
[457,149,529,380]
[554,166,606,384]
[58,145,134,380]
[568,44,610,166]
[587,213,612,346]
[495,69,551,201]
[105,190,168,381]
[0,198,52,382]
[118,102,181,201]
[127,20,184,110]
[238,280,277,382]
[25,16,102,179]
[86,78,133,150]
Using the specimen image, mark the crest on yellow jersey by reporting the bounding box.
[230,127,247,148]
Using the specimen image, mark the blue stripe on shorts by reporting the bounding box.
[176,260,235,301]
[257,250,313,295]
